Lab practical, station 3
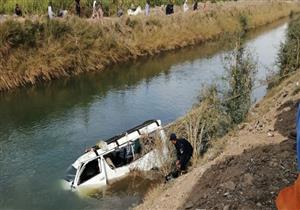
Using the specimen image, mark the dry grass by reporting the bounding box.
[139,182,166,208]
[0,1,299,92]
[165,41,257,165]
[142,131,177,177]
[167,86,232,165]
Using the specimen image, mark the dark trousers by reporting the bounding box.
[165,154,192,182]
[180,154,192,171]
[76,6,80,16]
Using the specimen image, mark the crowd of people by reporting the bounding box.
[127,0,206,16]
[12,0,209,20]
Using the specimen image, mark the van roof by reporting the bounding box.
[105,120,160,145]
[72,120,162,168]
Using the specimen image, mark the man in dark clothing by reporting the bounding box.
[75,0,81,16]
[165,133,193,182]
[15,4,22,17]
[193,1,198,11]
[170,133,193,171]
[166,3,174,15]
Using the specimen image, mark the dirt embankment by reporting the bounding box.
[135,70,300,209]
[0,1,299,92]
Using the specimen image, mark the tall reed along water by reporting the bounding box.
[0,20,288,210]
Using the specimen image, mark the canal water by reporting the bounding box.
[0,20,288,210]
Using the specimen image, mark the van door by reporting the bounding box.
[102,157,130,181]
[76,158,106,188]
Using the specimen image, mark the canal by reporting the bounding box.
[0,19,288,210]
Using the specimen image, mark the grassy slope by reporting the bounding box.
[0,1,299,92]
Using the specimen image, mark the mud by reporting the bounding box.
[182,139,297,210]
[274,99,300,138]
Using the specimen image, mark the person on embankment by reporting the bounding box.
[15,4,22,17]
[276,103,300,209]
[193,0,198,11]
[166,133,193,181]
[166,3,174,15]
[75,0,81,17]
[48,2,55,19]
[183,0,189,12]
[145,0,150,16]
[92,0,97,18]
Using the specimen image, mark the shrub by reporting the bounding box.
[222,42,257,124]
[239,13,248,32]
[46,19,73,39]
[171,40,257,161]
[277,17,300,77]
[125,17,139,28]
[0,20,43,48]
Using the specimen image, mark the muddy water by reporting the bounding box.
[0,20,288,210]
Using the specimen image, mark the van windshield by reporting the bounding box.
[64,165,77,182]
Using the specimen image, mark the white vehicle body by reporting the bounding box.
[62,120,167,191]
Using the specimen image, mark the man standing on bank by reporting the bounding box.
[15,4,23,17]
[170,133,193,172]
[75,0,81,16]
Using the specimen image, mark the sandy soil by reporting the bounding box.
[135,71,300,209]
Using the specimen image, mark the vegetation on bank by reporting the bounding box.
[168,39,257,164]
[267,15,300,88]
[140,37,257,207]
[0,0,234,16]
[0,0,115,16]
[0,1,298,92]
[278,16,300,77]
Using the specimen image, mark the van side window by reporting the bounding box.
[78,158,100,185]
[103,143,135,168]
[133,139,142,154]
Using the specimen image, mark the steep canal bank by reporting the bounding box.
[0,19,289,210]
[0,1,298,92]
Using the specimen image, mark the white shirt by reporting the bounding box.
[145,3,150,16]
[183,1,189,12]
[48,6,53,19]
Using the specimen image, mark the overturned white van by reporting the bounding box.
[62,120,167,191]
